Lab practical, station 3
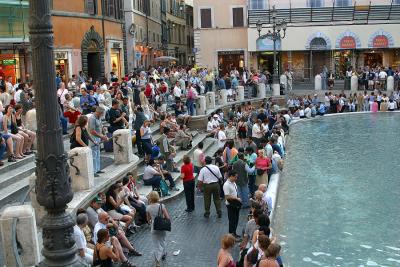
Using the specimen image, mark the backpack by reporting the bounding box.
[144,84,152,97]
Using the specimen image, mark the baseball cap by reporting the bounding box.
[92,196,102,204]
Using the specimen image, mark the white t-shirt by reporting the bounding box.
[173,86,182,98]
[379,71,387,79]
[198,164,222,184]
[143,165,159,181]
[73,225,87,250]
[93,222,107,244]
[14,90,23,103]
[223,180,238,205]
[217,130,226,148]
[299,109,305,117]
[388,102,396,110]
[252,124,263,139]
[304,107,311,118]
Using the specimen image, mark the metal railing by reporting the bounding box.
[248,2,400,25]
[11,182,35,267]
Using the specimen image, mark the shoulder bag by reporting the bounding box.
[153,204,171,231]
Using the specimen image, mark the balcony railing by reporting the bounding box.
[248,4,400,25]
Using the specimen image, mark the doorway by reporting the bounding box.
[87,52,101,81]
[364,52,383,68]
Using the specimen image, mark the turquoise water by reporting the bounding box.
[274,113,400,267]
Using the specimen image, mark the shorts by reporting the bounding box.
[2,134,11,140]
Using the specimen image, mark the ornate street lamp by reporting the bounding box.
[28,0,86,266]
[257,5,287,96]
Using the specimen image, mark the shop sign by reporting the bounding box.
[54,52,68,60]
[218,50,244,55]
[256,38,281,51]
[0,59,16,66]
[112,43,121,49]
[372,35,389,48]
[340,36,356,49]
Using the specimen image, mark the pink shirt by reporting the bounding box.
[371,102,378,113]
[255,157,271,170]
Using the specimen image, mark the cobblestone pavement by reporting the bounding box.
[128,193,249,267]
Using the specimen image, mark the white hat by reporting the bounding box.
[100,84,108,91]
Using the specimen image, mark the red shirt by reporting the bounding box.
[181,163,194,182]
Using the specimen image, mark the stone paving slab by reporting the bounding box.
[127,194,248,267]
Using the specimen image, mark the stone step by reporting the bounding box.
[0,176,30,209]
[0,154,35,176]
[0,161,35,196]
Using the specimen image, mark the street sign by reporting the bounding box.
[0,59,16,66]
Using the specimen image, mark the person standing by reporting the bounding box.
[197,156,222,218]
[181,155,195,212]
[133,106,146,157]
[223,170,242,238]
[88,106,108,177]
[193,141,205,174]
[232,153,255,208]
[146,191,171,267]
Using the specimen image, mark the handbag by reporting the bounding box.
[153,203,171,231]
[10,115,18,134]
[256,169,265,176]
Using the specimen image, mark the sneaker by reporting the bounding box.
[97,170,105,174]
[121,261,136,267]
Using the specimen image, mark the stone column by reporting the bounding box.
[68,147,94,192]
[113,129,133,164]
[205,92,215,109]
[0,205,40,267]
[272,83,280,96]
[196,96,206,115]
[220,89,228,105]
[387,76,394,92]
[315,74,322,90]
[237,86,245,101]
[258,83,266,98]
[29,0,85,265]
[351,75,358,92]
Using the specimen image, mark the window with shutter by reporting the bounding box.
[335,0,351,6]
[87,0,96,15]
[108,0,115,17]
[232,7,244,27]
[200,8,212,28]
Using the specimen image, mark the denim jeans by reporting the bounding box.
[248,175,256,198]
[91,145,100,173]
[60,116,68,134]
[0,142,6,160]
[237,185,250,208]
[186,99,195,116]
[143,175,161,188]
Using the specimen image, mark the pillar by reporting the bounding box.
[258,83,266,98]
[113,129,134,164]
[315,74,322,90]
[351,75,358,92]
[68,147,94,192]
[196,96,206,115]
[205,92,215,109]
[0,205,40,267]
[220,89,228,105]
[237,86,245,101]
[387,76,394,92]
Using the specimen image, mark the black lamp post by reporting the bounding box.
[256,5,287,96]
[28,0,86,266]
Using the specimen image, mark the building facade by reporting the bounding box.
[125,0,163,70]
[166,0,188,64]
[0,0,29,83]
[193,0,248,75]
[52,0,125,81]
[185,4,195,65]
[248,0,400,81]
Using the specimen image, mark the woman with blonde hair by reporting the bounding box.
[146,191,170,267]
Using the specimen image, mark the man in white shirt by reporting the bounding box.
[223,170,242,238]
[197,156,222,218]
[217,124,227,148]
[252,119,264,148]
[73,213,93,264]
[304,105,312,118]
[173,81,182,99]
[5,76,13,95]
[14,84,23,103]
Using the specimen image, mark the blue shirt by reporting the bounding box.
[80,95,97,110]
[218,78,226,89]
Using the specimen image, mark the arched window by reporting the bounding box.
[335,0,352,7]
[310,37,327,50]
[307,0,324,8]
[249,0,266,10]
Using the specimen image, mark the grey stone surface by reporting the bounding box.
[68,147,94,192]
[128,194,248,267]
[113,129,134,164]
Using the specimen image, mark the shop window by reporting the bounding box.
[249,0,266,10]
[200,8,212,28]
[307,0,324,8]
[335,0,352,7]
[232,7,244,27]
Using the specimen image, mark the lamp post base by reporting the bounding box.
[272,83,280,96]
